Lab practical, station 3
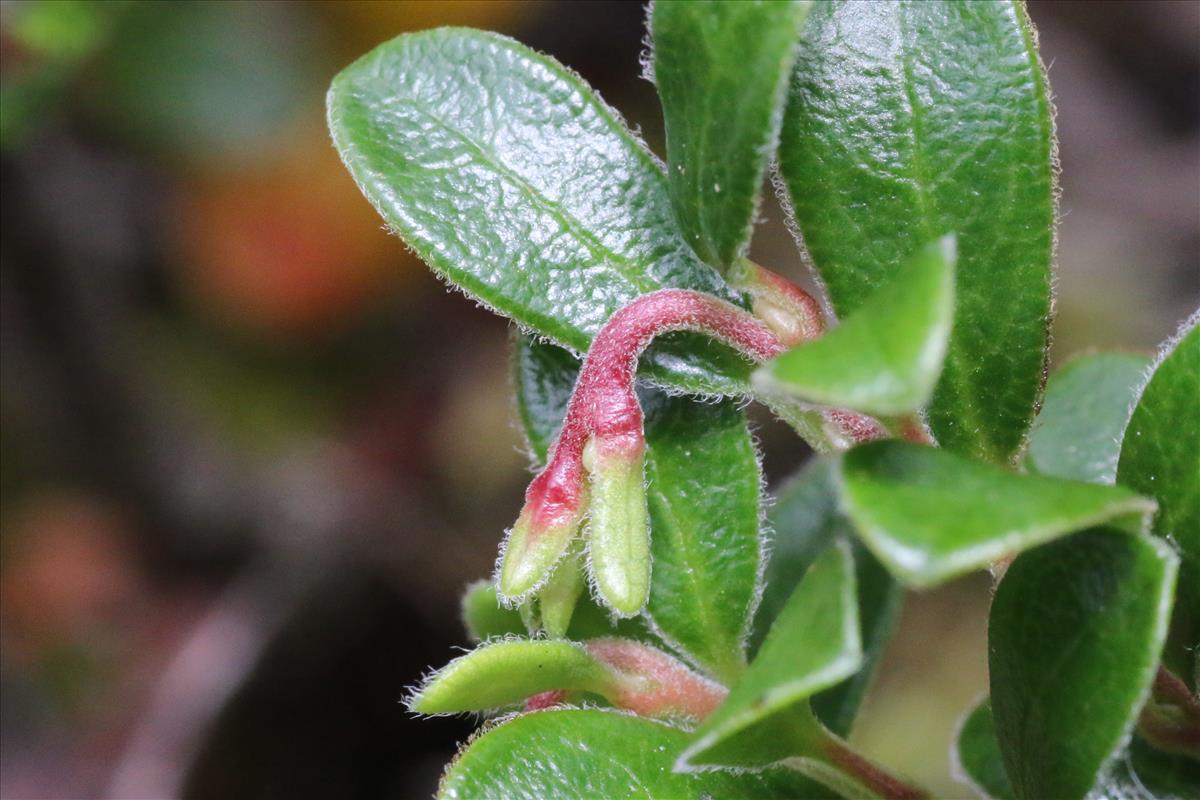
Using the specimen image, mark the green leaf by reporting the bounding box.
[839,441,1157,588]
[641,392,763,683]
[1117,316,1200,689]
[1091,736,1200,800]
[329,27,754,396]
[438,708,833,800]
[953,699,1014,800]
[756,236,955,416]
[409,639,612,715]
[680,541,861,768]
[513,336,763,682]
[461,578,654,644]
[989,529,1179,800]
[812,542,902,738]
[779,0,1055,462]
[1026,352,1152,484]
[652,0,811,268]
[753,459,903,737]
[461,579,525,641]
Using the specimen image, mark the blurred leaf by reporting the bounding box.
[1117,317,1200,689]
[840,441,1156,587]
[438,708,832,799]
[513,337,762,682]
[1026,352,1151,484]
[1090,736,1200,800]
[98,0,320,158]
[652,0,810,268]
[989,530,1178,800]
[953,698,1014,800]
[779,0,1054,462]
[329,28,758,396]
[680,541,860,769]
[756,237,954,416]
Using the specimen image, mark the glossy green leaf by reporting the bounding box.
[989,529,1179,800]
[409,639,612,715]
[514,336,763,682]
[840,441,1156,587]
[680,541,861,768]
[329,27,755,396]
[1117,316,1200,689]
[438,708,832,800]
[1026,352,1152,484]
[652,0,810,268]
[953,699,1014,800]
[779,0,1054,462]
[756,236,955,416]
[753,459,902,737]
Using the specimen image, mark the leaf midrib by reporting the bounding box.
[397,103,659,298]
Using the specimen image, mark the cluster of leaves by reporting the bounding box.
[327,2,1198,798]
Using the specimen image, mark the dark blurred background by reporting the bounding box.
[0,2,1196,798]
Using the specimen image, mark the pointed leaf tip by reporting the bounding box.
[756,236,955,417]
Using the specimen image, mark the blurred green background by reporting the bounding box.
[0,1,1196,798]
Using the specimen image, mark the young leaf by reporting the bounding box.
[1117,316,1200,689]
[753,458,903,737]
[514,336,763,682]
[329,27,755,396]
[839,440,1157,587]
[952,698,1014,800]
[755,237,955,416]
[778,0,1055,462]
[439,708,833,800]
[409,639,613,715]
[652,0,811,268]
[461,579,526,641]
[989,529,1179,800]
[1026,352,1152,484]
[680,541,861,768]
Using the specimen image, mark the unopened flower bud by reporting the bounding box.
[497,460,586,602]
[731,259,824,347]
[583,435,651,617]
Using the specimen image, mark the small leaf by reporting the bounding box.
[438,708,833,800]
[756,236,955,416]
[514,336,763,682]
[779,0,1055,462]
[329,27,754,396]
[460,578,653,644]
[839,440,1157,587]
[409,639,612,715]
[1026,351,1152,484]
[652,0,811,268]
[461,579,525,641]
[1117,316,1200,689]
[989,529,1179,800]
[953,698,1014,800]
[680,541,861,768]
[753,458,902,737]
